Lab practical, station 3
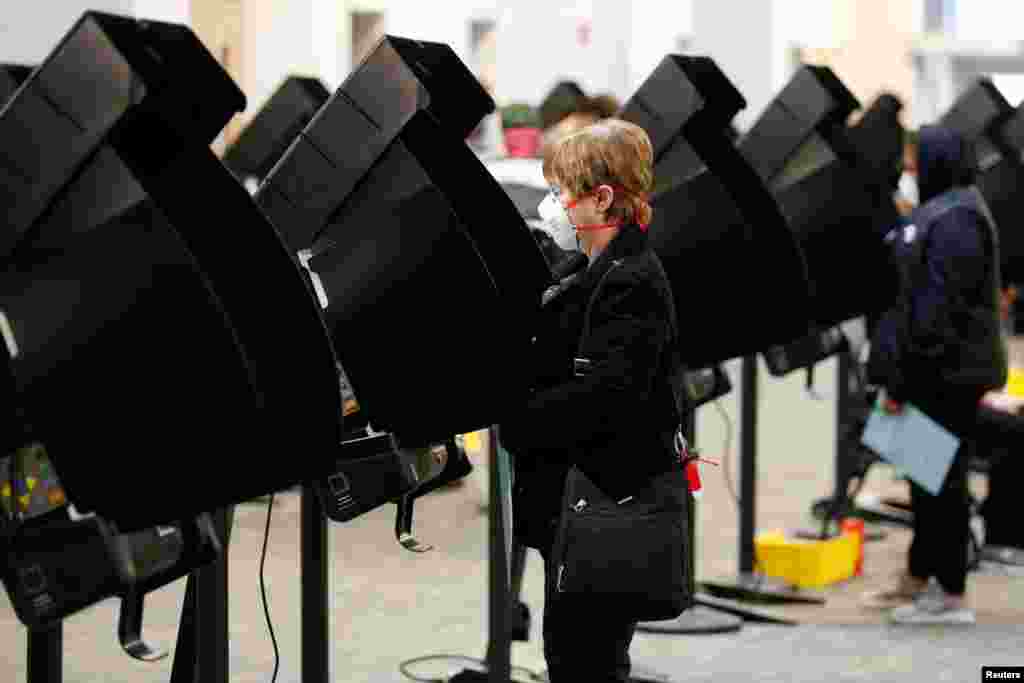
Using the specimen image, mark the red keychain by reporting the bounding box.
[675,429,717,500]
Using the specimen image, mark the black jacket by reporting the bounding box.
[501,225,680,551]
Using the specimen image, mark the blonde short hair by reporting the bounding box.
[542,118,654,226]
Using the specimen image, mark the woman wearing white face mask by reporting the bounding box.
[500,120,680,683]
[535,156,652,259]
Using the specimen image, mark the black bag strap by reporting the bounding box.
[561,259,624,506]
[574,259,624,360]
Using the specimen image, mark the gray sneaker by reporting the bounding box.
[978,545,1024,576]
[861,573,930,609]
[889,592,975,625]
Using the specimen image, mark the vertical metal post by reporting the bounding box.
[169,574,197,683]
[738,355,758,575]
[834,352,854,501]
[27,625,62,683]
[170,507,233,683]
[700,357,825,607]
[196,507,231,683]
[485,426,512,683]
[301,486,329,683]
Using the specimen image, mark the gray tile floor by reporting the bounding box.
[3,355,1023,682]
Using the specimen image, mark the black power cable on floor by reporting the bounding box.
[260,493,280,683]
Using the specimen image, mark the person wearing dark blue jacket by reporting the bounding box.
[863,125,1006,624]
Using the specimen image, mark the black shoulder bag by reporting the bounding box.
[548,259,692,621]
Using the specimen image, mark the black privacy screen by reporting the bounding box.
[941,79,1024,285]
[0,64,32,106]
[257,36,551,446]
[739,66,901,329]
[984,105,1024,285]
[619,55,812,367]
[223,75,331,183]
[0,12,341,530]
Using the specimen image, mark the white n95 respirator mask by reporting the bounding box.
[537,192,578,251]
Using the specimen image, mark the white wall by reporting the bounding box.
[353,0,688,109]
[0,0,135,65]
[241,0,344,127]
[629,0,692,95]
[0,0,196,66]
[133,0,190,24]
[690,0,785,131]
[954,0,1024,41]
[384,1,476,66]
[495,0,632,106]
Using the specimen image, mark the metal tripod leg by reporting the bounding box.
[301,485,330,683]
[27,624,62,683]
[485,427,512,683]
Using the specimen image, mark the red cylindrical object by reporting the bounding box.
[685,460,702,499]
[841,518,865,576]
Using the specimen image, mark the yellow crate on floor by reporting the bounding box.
[1006,367,1024,398]
[461,430,485,456]
[754,530,858,589]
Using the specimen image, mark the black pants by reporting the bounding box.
[538,547,637,683]
[908,443,970,595]
[981,442,1024,548]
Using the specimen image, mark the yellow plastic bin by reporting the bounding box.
[1006,367,1024,398]
[754,530,858,589]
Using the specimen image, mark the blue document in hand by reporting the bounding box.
[861,399,961,496]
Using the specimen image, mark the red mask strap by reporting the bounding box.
[575,220,622,232]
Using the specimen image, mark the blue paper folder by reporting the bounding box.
[861,398,961,495]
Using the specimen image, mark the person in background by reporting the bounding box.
[863,124,1006,624]
[539,96,608,160]
[590,93,622,119]
[894,131,1024,576]
[976,303,1024,572]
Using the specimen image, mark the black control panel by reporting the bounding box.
[313,433,419,523]
[763,327,848,377]
[0,443,222,630]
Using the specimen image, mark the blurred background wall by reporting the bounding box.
[3,0,1024,143]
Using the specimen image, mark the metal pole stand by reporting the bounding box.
[27,624,62,683]
[301,484,330,683]
[485,426,513,683]
[170,506,234,683]
[700,356,824,610]
[805,352,898,536]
